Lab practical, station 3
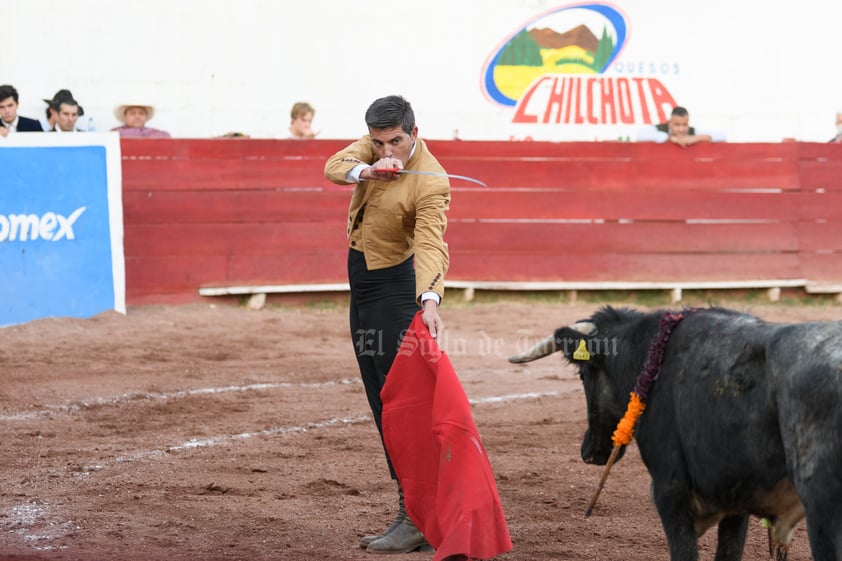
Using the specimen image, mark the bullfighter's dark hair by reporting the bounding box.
[365,95,415,135]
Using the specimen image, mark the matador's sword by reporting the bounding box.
[377,168,488,187]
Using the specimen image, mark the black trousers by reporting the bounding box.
[347,249,417,479]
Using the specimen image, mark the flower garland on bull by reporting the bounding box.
[584,311,685,517]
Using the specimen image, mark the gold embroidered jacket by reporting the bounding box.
[324,136,450,303]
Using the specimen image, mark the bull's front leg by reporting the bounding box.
[713,515,748,561]
[651,480,699,561]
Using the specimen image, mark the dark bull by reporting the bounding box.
[508,305,842,561]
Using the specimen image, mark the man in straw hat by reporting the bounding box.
[111,103,170,138]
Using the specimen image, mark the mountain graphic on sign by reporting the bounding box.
[529,24,599,52]
[481,3,628,107]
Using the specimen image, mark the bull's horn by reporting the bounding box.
[508,334,557,364]
[571,321,596,335]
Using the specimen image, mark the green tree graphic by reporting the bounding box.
[498,30,543,66]
[592,26,614,71]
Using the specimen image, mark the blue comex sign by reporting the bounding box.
[1,133,125,327]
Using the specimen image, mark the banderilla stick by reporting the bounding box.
[584,445,622,518]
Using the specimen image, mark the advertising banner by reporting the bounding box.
[3,1,840,142]
[0,133,125,327]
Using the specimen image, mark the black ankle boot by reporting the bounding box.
[358,484,407,548]
[366,516,428,554]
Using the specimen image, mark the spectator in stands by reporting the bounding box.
[50,97,84,133]
[636,106,725,147]
[829,110,842,143]
[41,89,87,132]
[288,101,318,139]
[112,103,171,138]
[324,95,449,554]
[0,84,44,136]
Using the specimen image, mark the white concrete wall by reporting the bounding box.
[3,0,840,142]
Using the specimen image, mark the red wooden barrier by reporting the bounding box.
[120,139,842,304]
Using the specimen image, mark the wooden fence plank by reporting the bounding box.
[445,222,798,253]
[125,253,347,291]
[123,189,351,224]
[796,192,842,220]
[121,159,334,190]
[799,253,842,283]
[447,252,801,283]
[123,223,347,256]
[449,190,800,221]
[796,221,842,251]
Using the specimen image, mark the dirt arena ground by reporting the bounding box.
[1,294,837,561]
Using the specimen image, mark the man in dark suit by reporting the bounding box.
[42,89,87,132]
[0,84,45,136]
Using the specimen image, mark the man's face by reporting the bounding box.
[667,114,690,137]
[124,106,149,128]
[0,96,19,123]
[368,125,418,164]
[56,103,79,131]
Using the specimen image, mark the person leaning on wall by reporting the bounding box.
[636,105,726,147]
[829,110,842,143]
[111,103,171,138]
[288,101,318,139]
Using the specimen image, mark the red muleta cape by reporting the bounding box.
[381,312,512,561]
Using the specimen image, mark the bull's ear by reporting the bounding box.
[554,327,594,362]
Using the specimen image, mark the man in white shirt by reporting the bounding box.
[636,106,725,147]
[829,110,842,143]
[288,101,318,139]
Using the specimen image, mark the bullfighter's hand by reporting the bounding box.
[362,157,403,182]
[421,299,445,339]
